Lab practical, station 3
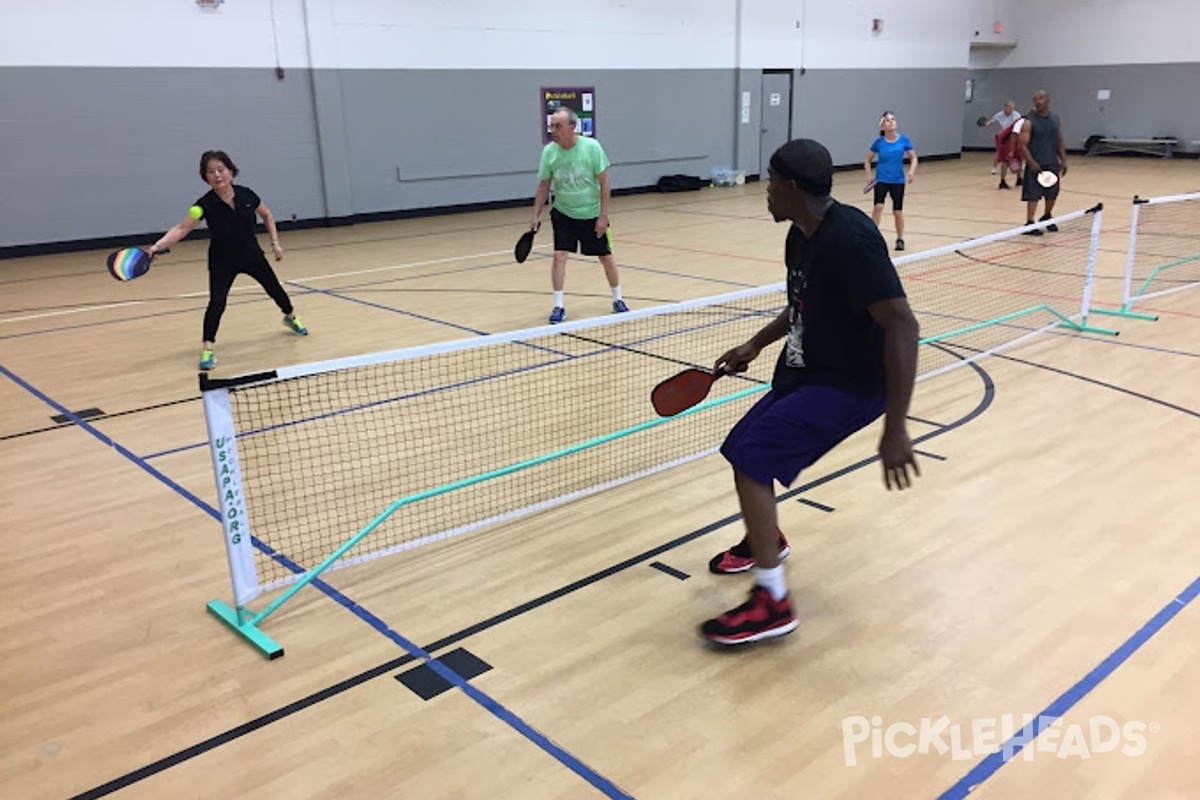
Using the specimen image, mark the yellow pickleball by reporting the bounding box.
[188,205,203,220]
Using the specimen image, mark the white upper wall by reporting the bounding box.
[991,0,1200,67]
[323,0,734,69]
[7,0,1192,71]
[2,0,970,70]
[0,0,310,68]
[797,1,971,69]
[737,0,971,70]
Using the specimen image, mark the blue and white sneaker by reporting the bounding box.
[612,299,630,313]
[199,349,216,371]
[548,306,566,324]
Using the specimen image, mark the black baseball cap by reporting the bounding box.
[769,138,834,196]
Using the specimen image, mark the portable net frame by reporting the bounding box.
[1093,191,1200,323]
[201,205,1111,657]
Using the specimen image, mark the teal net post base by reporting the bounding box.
[227,381,771,642]
[207,599,284,660]
[918,304,1118,347]
[1066,318,1120,337]
[1089,306,1159,322]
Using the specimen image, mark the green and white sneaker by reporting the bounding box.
[283,315,308,335]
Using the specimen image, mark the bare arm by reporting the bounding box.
[1019,124,1039,173]
[257,202,283,260]
[595,168,611,236]
[150,214,201,255]
[906,149,918,182]
[715,308,790,375]
[863,152,875,179]
[1056,126,1068,175]
[530,179,551,230]
[867,296,921,489]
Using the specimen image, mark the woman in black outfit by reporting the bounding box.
[150,150,307,370]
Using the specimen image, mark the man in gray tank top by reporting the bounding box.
[1018,90,1068,235]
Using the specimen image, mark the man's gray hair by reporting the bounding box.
[552,107,579,126]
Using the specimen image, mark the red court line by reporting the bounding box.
[1093,301,1200,320]
[903,231,1092,281]
[616,237,780,265]
[907,274,1083,306]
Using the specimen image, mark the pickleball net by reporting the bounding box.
[202,204,1110,657]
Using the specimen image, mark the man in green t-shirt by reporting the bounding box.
[529,108,628,324]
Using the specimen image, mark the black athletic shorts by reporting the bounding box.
[551,207,612,256]
[873,182,906,211]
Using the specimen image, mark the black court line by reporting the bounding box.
[649,562,691,581]
[2,396,198,441]
[50,407,103,424]
[67,351,996,800]
[907,414,946,427]
[948,241,1127,281]
[796,498,836,513]
[972,349,1200,420]
[4,363,630,800]
[913,449,947,461]
[396,648,493,701]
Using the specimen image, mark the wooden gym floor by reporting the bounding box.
[2,152,1198,799]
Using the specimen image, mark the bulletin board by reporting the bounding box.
[542,87,596,143]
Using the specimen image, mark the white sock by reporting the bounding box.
[611,286,622,302]
[754,564,788,601]
[554,291,564,308]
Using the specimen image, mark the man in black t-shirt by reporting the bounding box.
[700,138,921,647]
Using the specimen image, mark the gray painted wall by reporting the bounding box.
[337,69,733,216]
[0,67,326,249]
[1,65,968,250]
[794,69,969,168]
[963,62,1200,153]
[734,68,761,178]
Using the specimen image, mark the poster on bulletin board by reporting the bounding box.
[542,87,595,143]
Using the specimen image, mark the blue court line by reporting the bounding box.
[1,362,634,800]
[567,255,760,289]
[289,281,491,336]
[295,257,519,294]
[936,349,1200,798]
[0,257,513,342]
[286,279,582,361]
[939,575,1200,800]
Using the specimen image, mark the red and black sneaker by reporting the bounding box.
[700,585,798,646]
[708,531,790,575]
